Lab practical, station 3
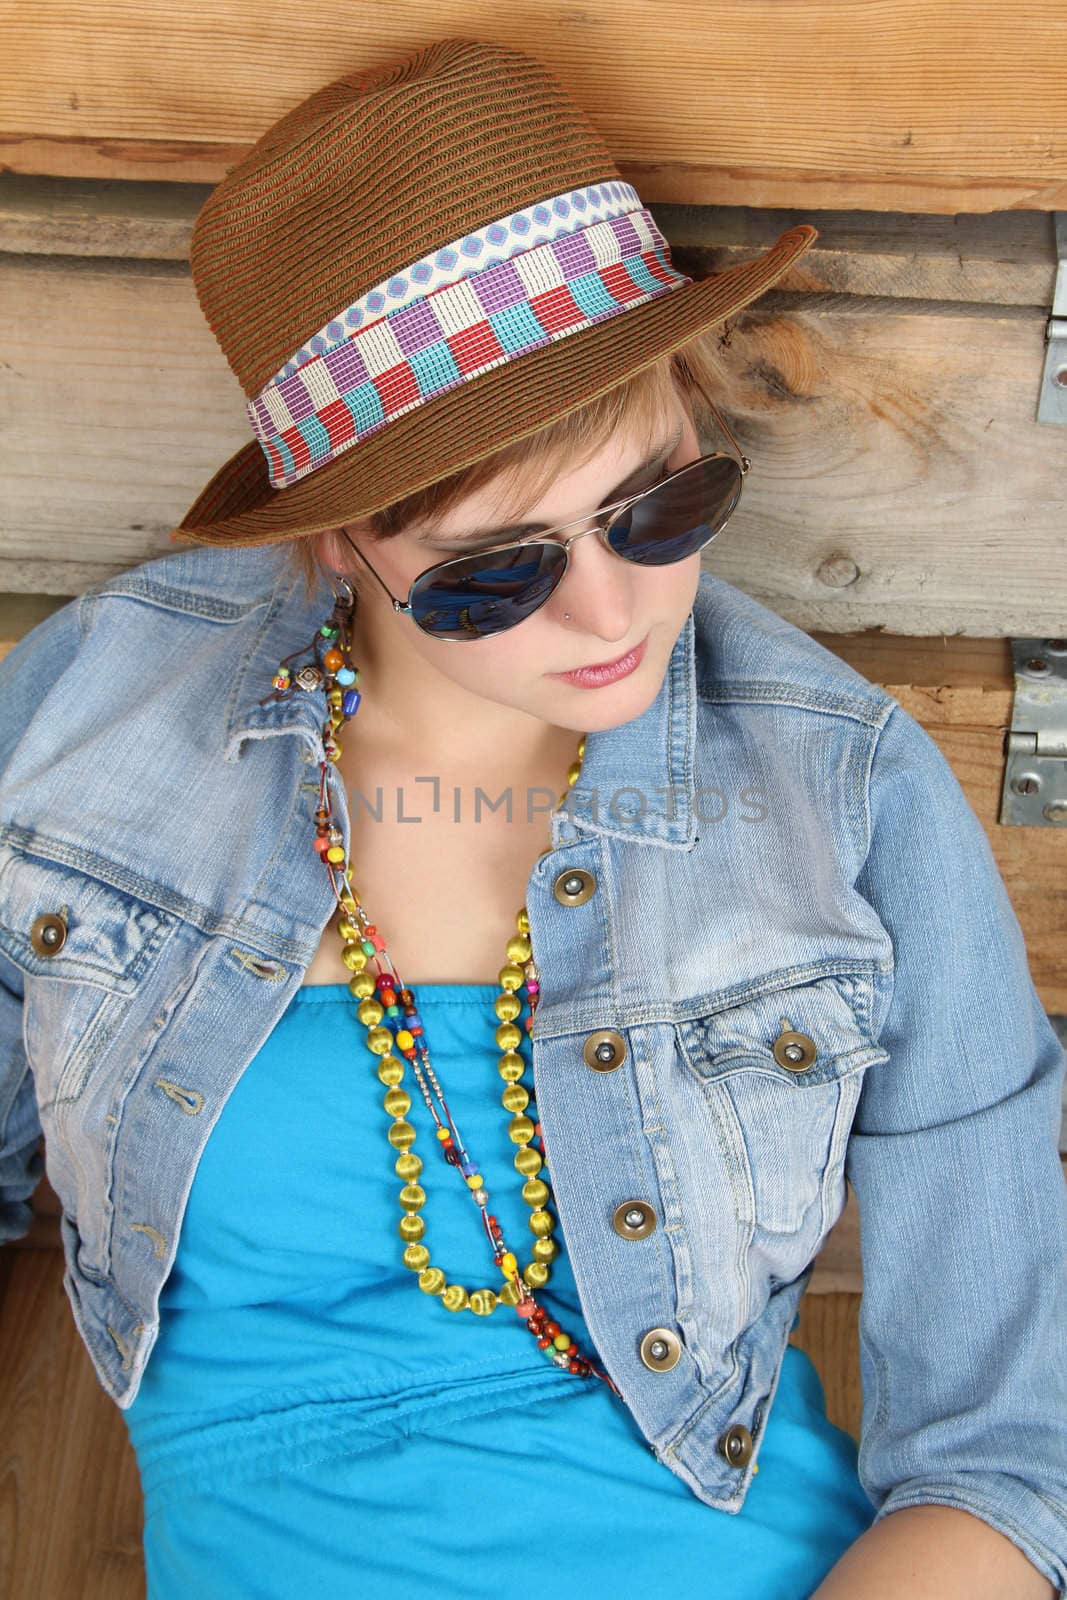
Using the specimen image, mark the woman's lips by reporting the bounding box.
[550,634,648,687]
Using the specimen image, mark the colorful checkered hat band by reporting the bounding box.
[247,181,692,491]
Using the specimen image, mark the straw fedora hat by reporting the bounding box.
[171,37,817,550]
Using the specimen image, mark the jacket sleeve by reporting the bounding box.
[844,699,1067,1597]
[0,597,85,1247]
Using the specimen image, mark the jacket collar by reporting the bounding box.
[223,553,698,850]
[550,606,697,850]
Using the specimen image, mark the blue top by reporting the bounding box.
[123,980,875,1598]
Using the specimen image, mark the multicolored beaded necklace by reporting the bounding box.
[260,579,622,1398]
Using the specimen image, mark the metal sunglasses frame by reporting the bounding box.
[336,371,751,641]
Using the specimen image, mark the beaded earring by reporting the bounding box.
[260,577,621,1395]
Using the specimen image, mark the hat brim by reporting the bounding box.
[171,223,817,549]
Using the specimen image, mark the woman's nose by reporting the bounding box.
[551,522,634,639]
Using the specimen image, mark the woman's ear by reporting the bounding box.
[318,524,367,578]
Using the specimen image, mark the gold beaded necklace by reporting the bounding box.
[261,581,621,1397]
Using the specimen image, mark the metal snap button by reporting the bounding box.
[30,912,67,956]
[772,1017,818,1072]
[582,1029,627,1072]
[639,1327,682,1372]
[613,1200,657,1239]
[552,868,596,906]
[717,1423,754,1467]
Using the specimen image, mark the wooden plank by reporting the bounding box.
[1,253,233,589]
[0,174,213,261]
[0,1246,145,1600]
[665,206,1058,310]
[2,251,1064,629]
[0,594,66,641]
[3,3,1067,211]
[813,637,1067,1009]
[709,297,1067,638]
[0,177,1058,310]
[810,631,1015,689]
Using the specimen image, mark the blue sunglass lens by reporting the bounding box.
[607,456,742,567]
[409,546,568,640]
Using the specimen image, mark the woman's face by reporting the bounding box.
[322,389,706,741]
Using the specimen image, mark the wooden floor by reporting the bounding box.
[1,1246,147,1600]
[0,1237,864,1600]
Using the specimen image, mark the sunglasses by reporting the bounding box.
[338,376,750,642]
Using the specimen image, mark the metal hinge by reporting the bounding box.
[999,638,1067,825]
[1038,213,1067,424]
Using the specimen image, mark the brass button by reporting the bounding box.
[30,912,67,956]
[772,1017,818,1073]
[582,1029,627,1072]
[553,868,596,906]
[613,1200,657,1239]
[639,1327,682,1372]
[718,1423,754,1467]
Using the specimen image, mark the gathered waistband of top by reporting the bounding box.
[130,1362,602,1520]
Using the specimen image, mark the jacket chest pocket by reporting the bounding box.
[675,971,889,1246]
[0,842,178,1107]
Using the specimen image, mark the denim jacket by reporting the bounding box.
[1,545,1065,1593]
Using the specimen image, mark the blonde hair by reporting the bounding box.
[283,333,732,604]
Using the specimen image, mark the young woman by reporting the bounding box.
[1,38,1064,1600]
